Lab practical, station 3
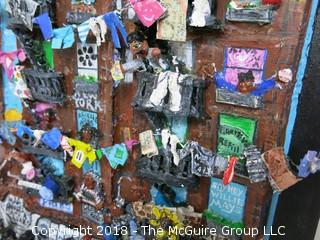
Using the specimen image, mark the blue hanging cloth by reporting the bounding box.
[41,128,62,150]
[33,13,53,40]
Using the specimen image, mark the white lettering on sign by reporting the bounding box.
[73,92,102,112]
[208,178,247,223]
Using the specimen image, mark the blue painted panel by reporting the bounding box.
[82,159,101,176]
[208,177,247,222]
[265,0,320,239]
[0,1,23,114]
[76,109,98,131]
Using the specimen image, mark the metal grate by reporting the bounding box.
[22,69,65,104]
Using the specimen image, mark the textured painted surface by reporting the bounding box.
[115,0,310,237]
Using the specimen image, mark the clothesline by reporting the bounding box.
[33,10,128,49]
[0,122,138,170]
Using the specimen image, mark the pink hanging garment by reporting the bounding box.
[129,0,166,27]
[0,49,26,80]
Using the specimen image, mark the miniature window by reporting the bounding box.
[215,47,275,108]
[225,0,280,24]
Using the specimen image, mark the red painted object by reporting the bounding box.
[262,0,281,5]
[223,156,239,185]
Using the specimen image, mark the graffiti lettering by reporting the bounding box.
[73,92,102,112]
[219,125,250,145]
[208,178,247,222]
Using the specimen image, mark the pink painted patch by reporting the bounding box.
[225,69,264,85]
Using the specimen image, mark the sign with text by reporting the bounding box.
[76,109,98,131]
[0,195,82,239]
[208,177,247,222]
[73,82,101,112]
[217,114,256,157]
[1,194,32,227]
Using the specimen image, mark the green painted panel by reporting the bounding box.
[217,114,256,157]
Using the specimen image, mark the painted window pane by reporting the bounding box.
[224,47,267,85]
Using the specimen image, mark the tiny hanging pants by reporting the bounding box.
[103,11,128,49]
[148,71,182,112]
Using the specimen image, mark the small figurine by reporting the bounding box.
[75,172,105,209]
[1,150,38,181]
[119,31,168,75]
[237,70,257,94]
[276,68,293,89]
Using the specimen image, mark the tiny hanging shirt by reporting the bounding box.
[68,138,97,168]
[0,49,26,80]
[102,143,128,169]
